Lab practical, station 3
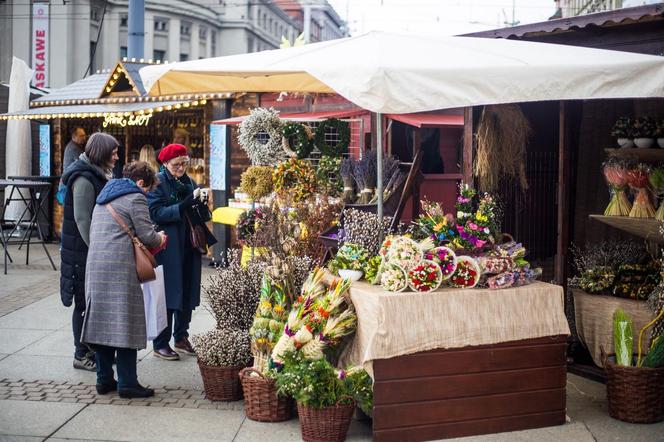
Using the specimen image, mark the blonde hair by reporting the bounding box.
[139,144,159,172]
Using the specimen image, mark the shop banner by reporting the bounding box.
[32,3,49,88]
[39,124,50,176]
[209,124,226,191]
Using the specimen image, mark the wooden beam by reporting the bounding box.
[555,101,573,286]
[463,107,473,184]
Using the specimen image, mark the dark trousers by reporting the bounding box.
[153,308,192,350]
[95,345,138,389]
[72,303,89,358]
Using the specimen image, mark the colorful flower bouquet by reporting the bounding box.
[413,199,458,245]
[271,269,356,365]
[627,164,655,218]
[407,260,443,292]
[380,263,408,292]
[328,243,369,281]
[603,160,632,216]
[424,246,457,280]
[450,256,481,288]
[386,236,423,271]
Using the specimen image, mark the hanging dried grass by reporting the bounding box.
[474,104,532,192]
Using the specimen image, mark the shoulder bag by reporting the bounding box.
[186,213,208,255]
[106,203,158,282]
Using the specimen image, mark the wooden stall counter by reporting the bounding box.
[340,282,571,441]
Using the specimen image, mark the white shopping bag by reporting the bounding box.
[141,265,167,341]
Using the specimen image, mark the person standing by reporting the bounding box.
[82,162,166,398]
[63,127,87,172]
[147,143,213,360]
[60,133,119,371]
[139,144,159,172]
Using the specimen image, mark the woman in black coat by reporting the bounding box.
[147,144,214,360]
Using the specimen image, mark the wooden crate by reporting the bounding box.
[372,335,568,442]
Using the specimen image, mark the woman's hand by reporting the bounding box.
[178,193,196,213]
[158,231,168,247]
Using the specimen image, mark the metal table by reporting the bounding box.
[0,179,56,274]
[8,176,61,240]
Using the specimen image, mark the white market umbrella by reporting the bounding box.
[140,30,664,219]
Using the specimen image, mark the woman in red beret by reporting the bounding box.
[146,144,215,360]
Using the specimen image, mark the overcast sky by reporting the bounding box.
[326,0,560,36]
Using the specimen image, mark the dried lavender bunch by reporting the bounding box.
[204,249,266,331]
[382,155,400,188]
[352,159,367,199]
[340,208,394,256]
[191,328,252,367]
[340,158,356,203]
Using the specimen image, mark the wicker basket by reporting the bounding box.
[240,368,292,422]
[297,401,355,442]
[604,353,664,423]
[197,359,244,402]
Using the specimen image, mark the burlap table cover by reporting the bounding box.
[340,281,570,377]
[572,289,652,367]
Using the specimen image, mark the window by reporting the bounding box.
[180,53,189,62]
[153,50,165,62]
[180,22,191,36]
[90,8,99,22]
[89,41,96,72]
[211,31,217,56]
[199,27,207,40]
[120,46,127,58]
[120,15,128,27]
[154,19,168,32]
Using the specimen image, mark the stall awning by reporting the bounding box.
[212,108,366,125]
[0,100,199,120]
[387,113,464,128]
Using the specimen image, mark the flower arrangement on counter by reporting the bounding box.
[328,243,369,281]
[380,263,408,292]
[449,256,482,288]
[385,236,426,272]
[413,200,458,245]
[408,260,443,292]
[424,246,457,280]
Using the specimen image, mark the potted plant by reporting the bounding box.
[611,117,634,148]
[632,116,657,148]
[275,354,373,442]
[328,243,369,282]
[656,119,664,148]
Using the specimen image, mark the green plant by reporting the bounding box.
[632,116,657,138]
[641,336,664,368]
[282,122,313,159]
[363,255,382,284]
[275,353,373,413]
[315,118,350,157]
[328,243,369,272]
[610,117,633,138]
[614,308,633,367]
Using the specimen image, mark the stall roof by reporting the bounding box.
[463,3,664,39]
[387,113,464,128]
[32,73,108,104]
[0,100,195,120]
[212,108,366,125]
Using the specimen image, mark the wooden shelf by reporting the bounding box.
[605,148,664,163]
[589,214,664,243]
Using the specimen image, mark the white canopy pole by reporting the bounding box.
[376,113,384,226]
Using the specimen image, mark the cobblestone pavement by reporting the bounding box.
[0,378,245,411]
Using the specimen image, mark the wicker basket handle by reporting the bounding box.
[240,367,267,380]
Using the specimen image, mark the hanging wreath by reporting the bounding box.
[316,155,343,197]
[282,122,314,159]
[240,166,274,200]
[238,107,286,166]
[315,118,350,157]
[273,158,318,202]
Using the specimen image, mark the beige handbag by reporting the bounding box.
[106,204,157,283]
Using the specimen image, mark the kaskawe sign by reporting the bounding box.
[32,3,49,88]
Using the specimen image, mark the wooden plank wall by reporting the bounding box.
[372,336,568,442]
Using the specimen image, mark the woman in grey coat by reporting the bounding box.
[81,162,166,398]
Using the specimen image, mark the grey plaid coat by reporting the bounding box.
[81,179,162,350]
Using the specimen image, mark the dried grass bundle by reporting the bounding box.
[474,104,532,192]
[340,158,355,203]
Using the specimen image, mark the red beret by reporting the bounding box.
[158,144,188,163]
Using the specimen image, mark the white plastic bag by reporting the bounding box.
[142,265,167,341]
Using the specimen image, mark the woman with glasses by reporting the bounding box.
[147,144,213,360]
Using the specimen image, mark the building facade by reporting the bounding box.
[0,0,343,90]
[275,0,347,43]
[555,0,661,17]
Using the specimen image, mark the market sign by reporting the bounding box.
[209,124,227,191]
[102,114,153,128]
[39,124,50,176]
[32,3,49,88]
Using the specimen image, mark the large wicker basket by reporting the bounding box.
[605,354,664,423]
[197,359,244,401]
[297,401,355,442]
[240,368,292,422]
